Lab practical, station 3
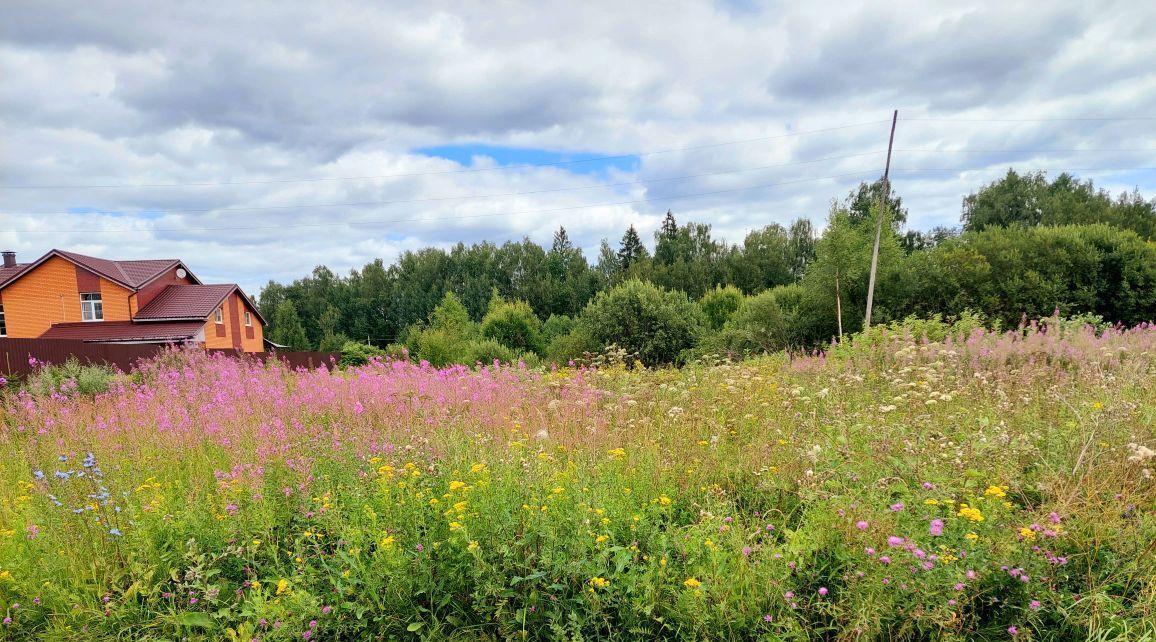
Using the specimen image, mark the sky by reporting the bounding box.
[2,0,1155,295]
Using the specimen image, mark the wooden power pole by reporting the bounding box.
[864,110,898,330]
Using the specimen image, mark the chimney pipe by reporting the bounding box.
[1,251,14,269]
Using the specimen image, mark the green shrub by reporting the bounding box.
[338,341,386,367]
[460,338,517,366]
[699,284,744,330]
[545,327,599,365]
[698,286,798,359]
[481,295,544,354]
[577,279,705,367]
[541,314,576,343]
[24,357,118,397]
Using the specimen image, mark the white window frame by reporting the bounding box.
[215,307,224,324]
[0,304,6,337]
[81,293,104,322]
[244,311,252,327]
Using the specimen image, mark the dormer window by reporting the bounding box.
[215,307,224,324]
[244,311,252,327]
[81,293,104,321]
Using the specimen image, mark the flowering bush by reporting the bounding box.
[0,321,1154,640]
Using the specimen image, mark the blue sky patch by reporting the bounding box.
[414,144,639,176]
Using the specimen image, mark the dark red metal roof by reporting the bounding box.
[55,250,179,289]
[0,263,30,288]
[134,284,238,320]
[40,320,205,343]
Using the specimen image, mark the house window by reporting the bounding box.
[81,293,104,321]
[0,304,6,337]
[215,307,224,324]
[244,311,252,327]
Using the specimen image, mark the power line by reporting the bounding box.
[902,116,1156,122]
[897,148,1156,153]
[8,163,1153,235]
[6,170,883,235]
[893,166,1156,173]
[2,120,890,190]
[9,151,886,216]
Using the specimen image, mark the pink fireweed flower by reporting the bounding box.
[865,547,876,556]
[879,556,891,564]
[954,583,964,591]
[929,519,944,536]
[888,536,904,547]
[742,546,752,557]
[890,502,905,512]
[1030,600,1040,610]
[856,521,869,530]
[922,482,935,490]
[1008,626,1018,635]
[818,587,828,596]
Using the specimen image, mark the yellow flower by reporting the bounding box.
[924,499,939,506]
[467,540,480,552]
[1091,401,1103,410]
[470,463,486,474]
[608,448,626,459]
[276,579,289,595]
[589,577,610,589]
[448,480,467,492]
[595,534,609,544]
[250,580,261,590]
[659,558,667,567]
[380,535,396,548]
[984,485,1007,498]
[658,496,672,506]
[449,521,463,531]
[965,532,979,541]
[958,507,985,522]
[683,578,702,589]
[1019,527,1036,540]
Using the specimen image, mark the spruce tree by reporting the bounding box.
[617,225,645,271]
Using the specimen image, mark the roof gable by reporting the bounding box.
[0,249,197,292]
[134,284,267,325]
[134,284,237,321]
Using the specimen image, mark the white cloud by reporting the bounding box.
[2,0,1155,294]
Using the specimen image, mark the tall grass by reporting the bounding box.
[0,322,1154,640]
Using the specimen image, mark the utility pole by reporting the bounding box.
[864,109,897,330]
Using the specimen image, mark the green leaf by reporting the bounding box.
[174,612,213,628]
[407,621,425,632]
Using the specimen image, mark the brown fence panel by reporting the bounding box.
[0,339,341,378]
[270,351,341,370]
[0,338,165,377]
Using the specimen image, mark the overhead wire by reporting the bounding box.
[1,120,891,189]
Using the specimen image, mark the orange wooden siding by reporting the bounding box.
[0,256,132,338]
[203,302,232,350]
[202,293,264,352]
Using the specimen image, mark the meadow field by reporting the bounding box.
[1,320,1155,641]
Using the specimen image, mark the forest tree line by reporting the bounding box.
[258,169,1156,365]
